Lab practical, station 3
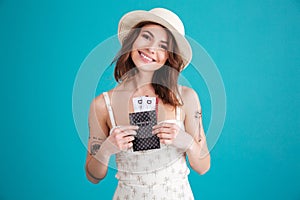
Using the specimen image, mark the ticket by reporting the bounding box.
[132,96,156,112]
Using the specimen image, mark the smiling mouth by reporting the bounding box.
[138,51,156,62]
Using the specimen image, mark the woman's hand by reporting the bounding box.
[152,122,194,150]
[103,125,138,155]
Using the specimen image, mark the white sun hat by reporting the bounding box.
[118,8,192,71]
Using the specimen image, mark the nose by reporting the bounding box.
[149,47,156,54]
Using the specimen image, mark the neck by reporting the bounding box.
[123,70,156,96]
[134,70,154,88]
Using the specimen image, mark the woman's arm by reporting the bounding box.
[152,87,210,175]
[85,94,138,184]
[85,95,110,184]
[182,87,210,175]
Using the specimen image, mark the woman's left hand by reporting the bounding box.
[152,122,194,150]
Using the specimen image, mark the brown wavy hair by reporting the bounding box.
[112,21,184,107]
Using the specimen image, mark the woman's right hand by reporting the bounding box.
[103,125,139,155]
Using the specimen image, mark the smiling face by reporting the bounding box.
[131,24,169,72]
[114,22,185,107]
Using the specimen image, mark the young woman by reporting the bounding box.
[85,8,210,199]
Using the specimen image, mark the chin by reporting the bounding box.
[137,64,163,72]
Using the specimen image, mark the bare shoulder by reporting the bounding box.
[180,86,200,104]
[92,88,115,107]
[91,94,105,110]
[90,88,118,117]
[90,93,109,120]
[180,86,201,115]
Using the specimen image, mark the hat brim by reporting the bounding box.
[118,10,192,71]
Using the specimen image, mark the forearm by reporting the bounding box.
[85,141,112,183]
[186,138,210,175]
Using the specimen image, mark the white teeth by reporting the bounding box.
[140,52,153,62]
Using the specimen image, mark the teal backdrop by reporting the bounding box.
[0,0,299,199]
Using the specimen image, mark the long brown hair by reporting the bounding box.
[112,21,184,107]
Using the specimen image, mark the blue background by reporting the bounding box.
[0,0,299,199]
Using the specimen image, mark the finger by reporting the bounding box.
[119,141,133,151]
[160,139,173,145]
[152,127,173,135]
[119,130,137,137]
[111,127,123,134]
[112,125,139,135]
[116,136,134,148]
[124,142,133,149]
[157,133,175,140]
[119,125,139,131]
[123,136,135,143]
[153,122,175,129]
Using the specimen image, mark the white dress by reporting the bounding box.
[103,92,194,200]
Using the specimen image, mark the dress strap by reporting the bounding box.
[175,85,182,121]
[103,92,117,128]
[175,106,181,121]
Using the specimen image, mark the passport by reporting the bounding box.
[129,110,160,151]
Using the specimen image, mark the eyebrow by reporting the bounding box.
[142,30,169,45]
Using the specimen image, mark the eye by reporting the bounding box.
[160,44,168,50]
[141,33,151,40]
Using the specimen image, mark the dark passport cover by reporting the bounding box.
[129,110,160,151]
